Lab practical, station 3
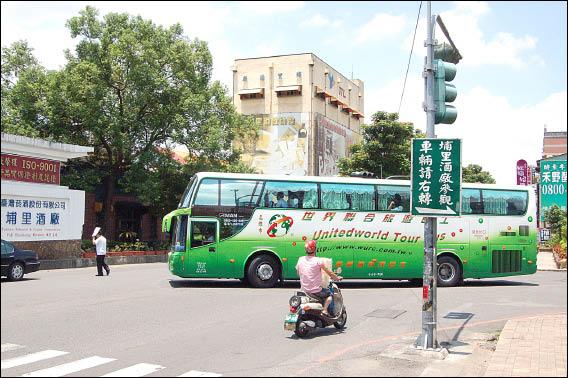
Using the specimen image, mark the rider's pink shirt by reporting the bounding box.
[296,255,323,294]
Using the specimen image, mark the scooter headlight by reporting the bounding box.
[289,296,301,308]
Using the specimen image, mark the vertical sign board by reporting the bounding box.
[516,159,529,186]
[539,159,567,221]
[411,138,462,216]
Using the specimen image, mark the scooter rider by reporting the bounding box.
[295,240,343,316]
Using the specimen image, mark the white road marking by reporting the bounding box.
[101,363,165,377]
[178,371,222,377]
[22,356,116,377]
[1,343,25,353]
[1,350,68,370]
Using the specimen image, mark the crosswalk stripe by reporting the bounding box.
[178,371,222,377]
[1,350,68,370]
[101,363,165,377]
[1,343,25,353]
[22,356,116,377]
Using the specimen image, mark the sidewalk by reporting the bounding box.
[537,251,565,271]
[483,314,567,377]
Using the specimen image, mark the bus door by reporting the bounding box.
[187,218,219,277]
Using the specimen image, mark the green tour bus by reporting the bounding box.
[162,172,537,288]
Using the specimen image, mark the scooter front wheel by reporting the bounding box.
[333,309,347,330]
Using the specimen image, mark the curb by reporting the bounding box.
[537,268,567,272]
[39,254,168,270]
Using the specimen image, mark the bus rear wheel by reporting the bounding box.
[437,256,462,287]
[246,254,280,288]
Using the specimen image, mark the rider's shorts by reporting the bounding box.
[312,287,332,299]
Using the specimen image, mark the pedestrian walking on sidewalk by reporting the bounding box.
[92,227,110,276]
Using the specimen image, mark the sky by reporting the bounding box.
[1,1,566,185]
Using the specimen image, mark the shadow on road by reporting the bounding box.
[168,278,538,289]
[285,326,346,340]
[1,277,40,283]
[462,280,539,287]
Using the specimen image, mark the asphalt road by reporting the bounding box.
[1,263,566,377]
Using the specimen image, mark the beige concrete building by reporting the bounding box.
[232,53,364,176]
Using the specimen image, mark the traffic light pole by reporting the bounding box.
[418,0,439,350]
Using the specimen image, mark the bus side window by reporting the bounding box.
[220,179,262,208]
[191,221,216,248]
[194,179,220,206]
[263,181,318,209]
[461,189,482,214]
[482,189,528,216]
[321,183,375,210]
[377,185,409,212]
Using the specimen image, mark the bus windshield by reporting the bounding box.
[178,175,197,208]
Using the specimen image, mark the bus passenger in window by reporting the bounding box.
[387,194,403,212]
[275,192,288,208]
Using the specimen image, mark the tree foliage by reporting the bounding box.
[462,164,496,184]
[1,40,51,138]
[2,7,257,229]
[338,111,422,178]
[544,205,567,253]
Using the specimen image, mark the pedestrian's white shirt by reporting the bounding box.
[94,236,107,256]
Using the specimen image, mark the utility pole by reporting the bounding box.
[419,0,438,350]
[416,1,462,351]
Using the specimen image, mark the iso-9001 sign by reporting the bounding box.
[1,153,60,185]
[411,138,462,216]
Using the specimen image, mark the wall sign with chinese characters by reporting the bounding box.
[1,196,67,240]
[1,153,61,185]
[539,159,567,221]
[411,138,462,216]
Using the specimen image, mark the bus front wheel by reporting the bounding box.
[246,254,280,288]
[437,256,462,287]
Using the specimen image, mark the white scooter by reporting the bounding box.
[284,279,347,338]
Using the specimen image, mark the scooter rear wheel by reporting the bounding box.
[333,309,347,330]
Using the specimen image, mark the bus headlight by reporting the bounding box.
[289,296,301,308]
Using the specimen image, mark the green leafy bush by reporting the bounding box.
[545,206,567,260]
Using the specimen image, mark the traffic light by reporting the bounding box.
[433,59,457,124]
[433,43,460,124]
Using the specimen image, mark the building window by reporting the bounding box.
[242,75,247,82]
[260,74,265,81]
[296,71,302,78]
[278,73,283,80]
[276,90,301,97]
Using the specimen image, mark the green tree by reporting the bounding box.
[1,41,51,138]
[544,205,567,253]
[338,111,422,178]
[462,164,496,184]
[47,7,255,230]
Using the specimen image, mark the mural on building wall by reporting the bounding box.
[316,113,355,177]
[240,112,310,175]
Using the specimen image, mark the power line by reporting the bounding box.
[398,1,423,116]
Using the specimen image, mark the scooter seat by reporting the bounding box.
[301,302,323,311]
